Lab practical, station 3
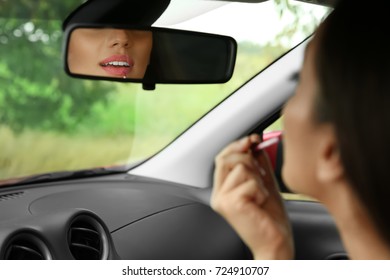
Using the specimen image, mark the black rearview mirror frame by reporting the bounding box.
[63,24,237,90]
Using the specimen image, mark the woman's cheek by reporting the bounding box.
[281,97,311,194]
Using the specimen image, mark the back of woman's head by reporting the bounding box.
[314,0,390,245]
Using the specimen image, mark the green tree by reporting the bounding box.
[0,0,115,133]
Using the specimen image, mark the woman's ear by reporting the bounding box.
[316,125,345,184]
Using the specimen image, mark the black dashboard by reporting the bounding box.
[0,173,250,260]
[0,173,346,260]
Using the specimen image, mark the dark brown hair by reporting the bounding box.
[314,0,390,245]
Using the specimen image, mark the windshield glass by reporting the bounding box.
[0,0,329,184]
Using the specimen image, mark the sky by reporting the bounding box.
[154,0,329,45]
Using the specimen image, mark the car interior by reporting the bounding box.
[0,0,348,260]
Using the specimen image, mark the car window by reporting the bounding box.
[0,0,329,183]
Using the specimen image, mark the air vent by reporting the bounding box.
[0,191,24,202]
[68,215,109,260]
[4,233,52,260]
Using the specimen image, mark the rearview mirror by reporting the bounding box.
[64,26,237,89]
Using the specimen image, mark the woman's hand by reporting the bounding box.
[211,134,294,259]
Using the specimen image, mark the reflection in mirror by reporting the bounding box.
[68,28,153,79]
[65,27,237,85]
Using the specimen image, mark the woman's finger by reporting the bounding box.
[214,152,259,189]
[219,163,251,193]
[217,134,260,160]
[229,178,269,209]
[214,134,260,189]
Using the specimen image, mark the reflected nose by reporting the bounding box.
[108,29,132,49]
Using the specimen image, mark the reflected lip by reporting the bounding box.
[99,55,134,77]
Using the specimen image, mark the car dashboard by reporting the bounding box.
[0,174,250,260]
[0,173,347,260]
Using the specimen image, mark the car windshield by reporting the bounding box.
[0,0,329,185]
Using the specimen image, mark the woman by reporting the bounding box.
[68,28,153,79]
[211,0,390,260]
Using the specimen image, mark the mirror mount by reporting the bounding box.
[142,82,156,91]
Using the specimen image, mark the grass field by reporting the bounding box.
[0,83,238,181]
[0,100,284,182]
[1,126,126,179]
[0,117,284,182]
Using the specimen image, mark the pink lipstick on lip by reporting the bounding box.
[99,55,134,77]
